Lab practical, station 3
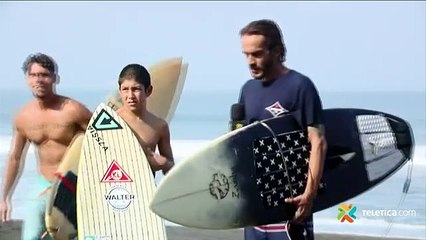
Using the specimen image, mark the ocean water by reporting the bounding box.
[0,89,425,239]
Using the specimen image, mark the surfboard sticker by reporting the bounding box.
[252,128,328,209]
[105,185,135,211]
[356,114,404,182]
[77,103,167,240]
[92,109,123,131]
[100,160,133,183]
[208,172,231,200]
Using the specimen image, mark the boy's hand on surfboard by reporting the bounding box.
[0,200,11,222]
[285,194,313,224]
[146,148,171,172]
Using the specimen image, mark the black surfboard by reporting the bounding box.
[150,108,414,229]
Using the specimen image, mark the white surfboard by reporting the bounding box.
[77,103,167,240]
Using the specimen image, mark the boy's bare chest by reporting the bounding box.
[126,120,160,149]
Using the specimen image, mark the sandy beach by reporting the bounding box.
[165,227,420,240]
[0,220,420,240]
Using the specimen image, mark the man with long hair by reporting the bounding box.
[237,19,327,240]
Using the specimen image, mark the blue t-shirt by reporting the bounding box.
[238,69,323,127]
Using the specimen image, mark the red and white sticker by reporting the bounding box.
[100,160,133,183]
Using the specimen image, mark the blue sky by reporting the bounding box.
[0,1,424,93]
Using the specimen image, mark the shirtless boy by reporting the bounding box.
[116,63,174,175]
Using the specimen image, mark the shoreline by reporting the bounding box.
[1,221,423,240]
[165,227,423,240]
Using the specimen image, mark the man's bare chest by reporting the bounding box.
[23,121,77,145]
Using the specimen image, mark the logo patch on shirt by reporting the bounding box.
[265,101,288,117]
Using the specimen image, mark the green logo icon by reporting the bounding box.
[92,109,122,131]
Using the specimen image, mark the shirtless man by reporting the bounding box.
[116,63,174,175]
[0,53,92,239]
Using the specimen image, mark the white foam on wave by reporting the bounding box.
[169,139,426,166]
[313,216,426,239]
[0,136,210,158]
[0,135,37,158]
[411,145,426,165]
[0,135,11,154]
[1,135,425,165]
[170,139,211,160]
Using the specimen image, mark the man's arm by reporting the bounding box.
[1,121,29,222]
[71,100,92,132]
[285,77,327,223]
[305,124,327,200]
[285,124,327,223]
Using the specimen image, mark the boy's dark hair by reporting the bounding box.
[240,19,287,62]
[118,64,151,90]
[22,53,58,74]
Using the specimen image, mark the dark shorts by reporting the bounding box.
[244,215,314,240]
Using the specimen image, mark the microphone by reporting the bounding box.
[229,103,245,131]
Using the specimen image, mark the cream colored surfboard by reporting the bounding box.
[77,103,166,240]
[45,57,188,240]
[45,133,83,239]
